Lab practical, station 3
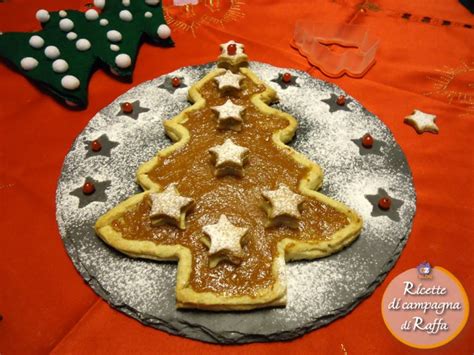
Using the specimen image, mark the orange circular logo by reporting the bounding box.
[382,265,469,349]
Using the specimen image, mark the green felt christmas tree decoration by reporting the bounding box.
[0,0,173,108]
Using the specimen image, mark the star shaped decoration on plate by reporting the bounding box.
[271,73,300,89]
[209,138,249,177]
[262,184,305,228]
[351,135,384,156]
[70,177,111,208]
[157,76,187,94]
[149,183,194,229]
[211,99,246,131]
[202,214,248,267]
[214,70,244,91]
[84,134,119,159]
[321,93,353,113]
[404,110,439,134]
[365,188,404,222]
[116,100,150,120]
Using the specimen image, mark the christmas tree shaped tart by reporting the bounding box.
[95,41,363,310]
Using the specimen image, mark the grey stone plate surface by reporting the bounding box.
[56,61,416,344]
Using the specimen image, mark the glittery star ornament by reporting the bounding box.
[202,215,248,267]
[271,73,300,89]
[209,138,249,177]
[404,110,439,134]
[262,184,305,228]
[157,76,186,94]
[218,40,248,72]
[321,93,353,113]
[84,134,119,158]
[214,70,244,91]
[70,177,111,208]
[149,183,194,229]
[116,100,150,120]
[211,99,245,131]
[365,188,404,222]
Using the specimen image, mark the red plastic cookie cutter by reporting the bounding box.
[291,20,379,78]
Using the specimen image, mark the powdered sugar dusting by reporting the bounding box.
[56,61,415,343]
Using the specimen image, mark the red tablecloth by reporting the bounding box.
[1,0,473,353]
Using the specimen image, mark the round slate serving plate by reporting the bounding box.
[56,62,416,344]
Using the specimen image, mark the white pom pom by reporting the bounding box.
[59,10,67,18]
[61,75,80,90]
[29,35,45,49]
[76,39,92,51]
[85,9,99,21]
[145,0,160,5]
[93,0,106,9]
[107,30,122,42]
[100,19,109,26]
[122,0,130,6]
[144,12,153,18]
[59,18,74,32]
[44,46,60,59]
[110,44,120,52]
[115,53,131,68]
[157,24,171,39]
[66,32,78,41]
[20,57,39,71]
[52,59,69,73]
[36,9,50,23]
[119,10,133,22]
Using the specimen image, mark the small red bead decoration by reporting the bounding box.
[336,95,346,106]
[227,43,237,55]
[91,140,102,152]
[282,72,292,83]
[82,181,95,195]
[378,197,391,210]
[362,133,374,148]
[121,102,133,113]
[171,77,181,88]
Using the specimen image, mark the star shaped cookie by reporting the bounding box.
[202,215,248,267]
[211,99,245,131]
[262,184,305,228]
[404,110,439,134]
[209,138,249,177]
[214,70,244,91]
[218,40,248,72]
[149,183,194,229]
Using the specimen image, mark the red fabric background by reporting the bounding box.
[0,0,473,353]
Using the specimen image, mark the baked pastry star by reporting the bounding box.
[218,40,249,72]
[149,183,194,229]
[211,99,245,130]
[202,215,248,267]
[262,184,305,228]
[209,138,249,177]
[214,70,244,90]
[404,110,439,134]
